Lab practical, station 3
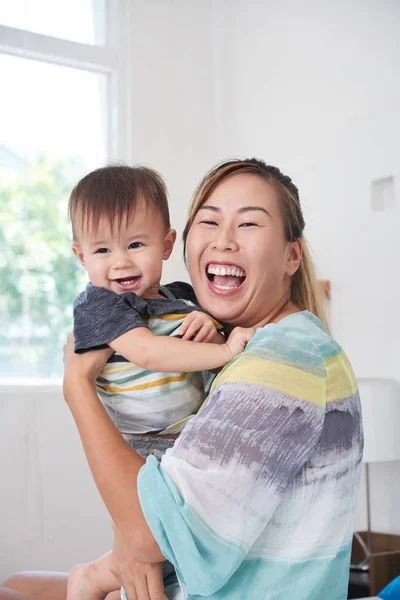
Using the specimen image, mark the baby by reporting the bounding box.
[67,165,253,599]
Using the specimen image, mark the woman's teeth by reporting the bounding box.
[207,265,245,277]
[207,265,246,289]
[214,283,238,290]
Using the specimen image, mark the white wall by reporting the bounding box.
[213,0,400,532]
[0,384,112,580]
[122,0,219,283]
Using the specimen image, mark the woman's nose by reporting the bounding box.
[211,227,239,252]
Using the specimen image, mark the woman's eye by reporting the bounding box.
[129,242,143,249]
[200,220,218,226]
[95,248,109,254]
[239,222,257,228]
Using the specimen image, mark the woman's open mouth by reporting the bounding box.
[206,263,246,291]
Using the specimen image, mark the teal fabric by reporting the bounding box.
[379,575,400,599]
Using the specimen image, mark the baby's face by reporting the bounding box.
[72,203,176,298]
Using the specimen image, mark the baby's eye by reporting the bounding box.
[95,247,110,254]
[129,242,143,249]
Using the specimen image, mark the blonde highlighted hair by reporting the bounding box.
[183,158,328,330]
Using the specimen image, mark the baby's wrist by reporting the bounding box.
[222,342,234,363]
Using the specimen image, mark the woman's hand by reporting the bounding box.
[63,333,114,386]
[110,525,167,600]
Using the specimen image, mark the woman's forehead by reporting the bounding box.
[204,172,278,210]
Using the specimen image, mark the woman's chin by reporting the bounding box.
[198,283,249,325]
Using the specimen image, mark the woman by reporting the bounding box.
[1,158,363,600]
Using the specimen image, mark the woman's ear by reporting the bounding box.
[286,239,303,276]
[163,229,177,260]
[72,244,86,268]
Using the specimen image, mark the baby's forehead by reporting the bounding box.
[75,204,165,243]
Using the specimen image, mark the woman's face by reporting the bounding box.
[186,173,300,328]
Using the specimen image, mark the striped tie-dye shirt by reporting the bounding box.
[74,282,219,435]
[137,310,363,599]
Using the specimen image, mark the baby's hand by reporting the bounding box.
[179,311,219,342]
[226,326,255,359]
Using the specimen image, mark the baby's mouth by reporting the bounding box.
[206,264,246,290]
[113,276,140,287]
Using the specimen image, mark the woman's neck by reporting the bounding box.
[223,293,301,334]
[251,294,301,331]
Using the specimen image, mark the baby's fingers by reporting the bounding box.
[192,322,214,343]
[181,316,204,340]
[179,312,199,338]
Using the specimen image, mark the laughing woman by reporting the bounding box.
[2,159,363,600]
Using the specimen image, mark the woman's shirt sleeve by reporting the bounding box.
[137,328,327,596]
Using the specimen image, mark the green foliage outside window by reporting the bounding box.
[0,156,86,378]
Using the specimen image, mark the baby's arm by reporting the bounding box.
[73,286,251,371]
[109,325,253,373]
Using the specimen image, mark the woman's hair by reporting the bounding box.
[69,164,170,241]
[183,158,328,328]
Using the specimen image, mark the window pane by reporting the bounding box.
[0,0,106,45]
[0,54,108,379]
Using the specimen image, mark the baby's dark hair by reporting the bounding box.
[68,164,171,241]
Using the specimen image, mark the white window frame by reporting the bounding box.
[0,0,134,389]
[0,0,133,162]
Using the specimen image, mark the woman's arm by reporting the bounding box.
[62,339,163,563]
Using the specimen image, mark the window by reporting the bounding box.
[0,0,106,45]
[0,1,128,379]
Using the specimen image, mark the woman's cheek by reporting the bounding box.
[186,236,204,273]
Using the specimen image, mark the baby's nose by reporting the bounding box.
[113,251,133,269]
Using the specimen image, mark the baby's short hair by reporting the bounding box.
[69,164,171,241]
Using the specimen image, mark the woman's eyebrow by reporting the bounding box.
[198,205,220,212]
[199,205,271,217]
[237,206,271,217]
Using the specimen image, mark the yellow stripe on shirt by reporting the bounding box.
[151,313,223,330]
[102,363,139,375]
[325,352,358,403]
[98,372,188,394]
[212,356,327,407]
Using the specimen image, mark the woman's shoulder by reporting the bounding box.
[212,311,357,406]
[246,310,341,371]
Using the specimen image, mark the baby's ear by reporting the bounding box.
[163,229,177,260]
[72,244,86,268]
